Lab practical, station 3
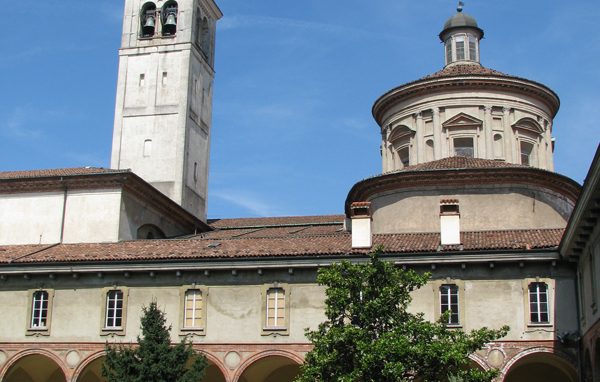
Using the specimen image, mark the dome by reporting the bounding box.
[444,11,479,30]
[439,9,484,40]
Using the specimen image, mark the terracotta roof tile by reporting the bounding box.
[0,229,563,265]
[422,64,509,80]
[398,156,526,172]
[0,167,127,180]
[209,215,345,229]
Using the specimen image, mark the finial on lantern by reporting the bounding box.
[457,1,464,12]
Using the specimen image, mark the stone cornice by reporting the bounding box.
[372,74,561,126]
[345,166,580,217]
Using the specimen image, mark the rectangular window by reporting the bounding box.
[455,36,465,60]
[529,282,549,323]
[31,291,49,328]
[440,284,459,325]
[105,290,124,329]
[445,41,452,64]
[520,141,534,166]
[266,287,286,328]
[453,137,474,157]
[468,35,477,61]
[184,289,203,328]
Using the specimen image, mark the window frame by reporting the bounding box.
[100,287,129,336]
[433,280,464,327]
[26,289,54,336]
[179,285,208,335]
[523,279,554,327]
[452,136,475,158]
[261,284,290,336]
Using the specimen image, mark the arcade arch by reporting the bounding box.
[236,352,302,382]
[503,350,577,382]
[3,353,66,382]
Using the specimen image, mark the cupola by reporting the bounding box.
[439,2,483,67]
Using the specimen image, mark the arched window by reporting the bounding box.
[389,125,414,169]
[493,133,504,159]
[161,1,178,36]
[136,224,166,239]
[31,290,50,328]
[140,2,157,38]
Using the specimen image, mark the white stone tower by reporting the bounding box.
[111,0,222,221]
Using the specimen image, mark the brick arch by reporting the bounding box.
[232,349,304,382]
[194,349,229,382]
[0,348,69,381]
[71,350,106,382]
[500,346,577,381]
[468,353,489,371]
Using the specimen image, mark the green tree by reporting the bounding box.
[296,247,509,382]
[102,301,207,382]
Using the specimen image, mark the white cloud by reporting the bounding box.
[212,189,281,217]
[1,107,44,140]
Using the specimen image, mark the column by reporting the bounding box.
[502,107,513,163]
[484,106,493,160]
[416,112,424,164]
[433,107,442,160]
[381,128,388,172]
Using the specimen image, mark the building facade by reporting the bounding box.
[0,3,598,382]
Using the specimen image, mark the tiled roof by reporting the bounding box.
[399,156,526,172]
[0,228,563,265]
[209,215,345,229]
[0,167,126,180]
[422,64,509,80]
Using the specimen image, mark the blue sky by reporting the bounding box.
[1,1,598,219]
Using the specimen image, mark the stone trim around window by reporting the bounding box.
[99,286,129,336]
[25,288,55,336]
[178,285,208,336]
[261,283,290,336]
[522,278,554,328]
[432,279,465,328]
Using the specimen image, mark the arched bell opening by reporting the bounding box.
[161,1,178,36]
[504,351,577,382]
[140,2,157,38]
[237,354,301,382]
[3,353,66,382]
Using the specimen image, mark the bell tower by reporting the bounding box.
[111,0,222,221]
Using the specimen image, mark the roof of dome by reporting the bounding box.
[439,7,484,40]
[443,11,479,30]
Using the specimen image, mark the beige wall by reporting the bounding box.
[370,186,572,234]
[0,268,577,344]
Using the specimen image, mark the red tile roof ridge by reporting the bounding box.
[0,167,130,179]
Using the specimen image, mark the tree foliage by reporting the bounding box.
[102,301,207,382]
[296,247,509,382]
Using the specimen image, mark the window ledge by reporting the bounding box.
[261,327,289,336]
[179,328,205,336]
[101,328,126,336]
[26,328,50,336]
[527,323,552,328]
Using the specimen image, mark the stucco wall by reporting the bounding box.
[371,186,573,234]
[0,189,122,245]
[0,266,577,344]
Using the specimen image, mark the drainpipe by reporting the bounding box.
[59,178,67,243]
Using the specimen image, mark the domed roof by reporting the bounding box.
[443,10,479,30]
[439,6,484,40]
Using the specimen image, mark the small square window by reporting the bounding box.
[453,137,474,157]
